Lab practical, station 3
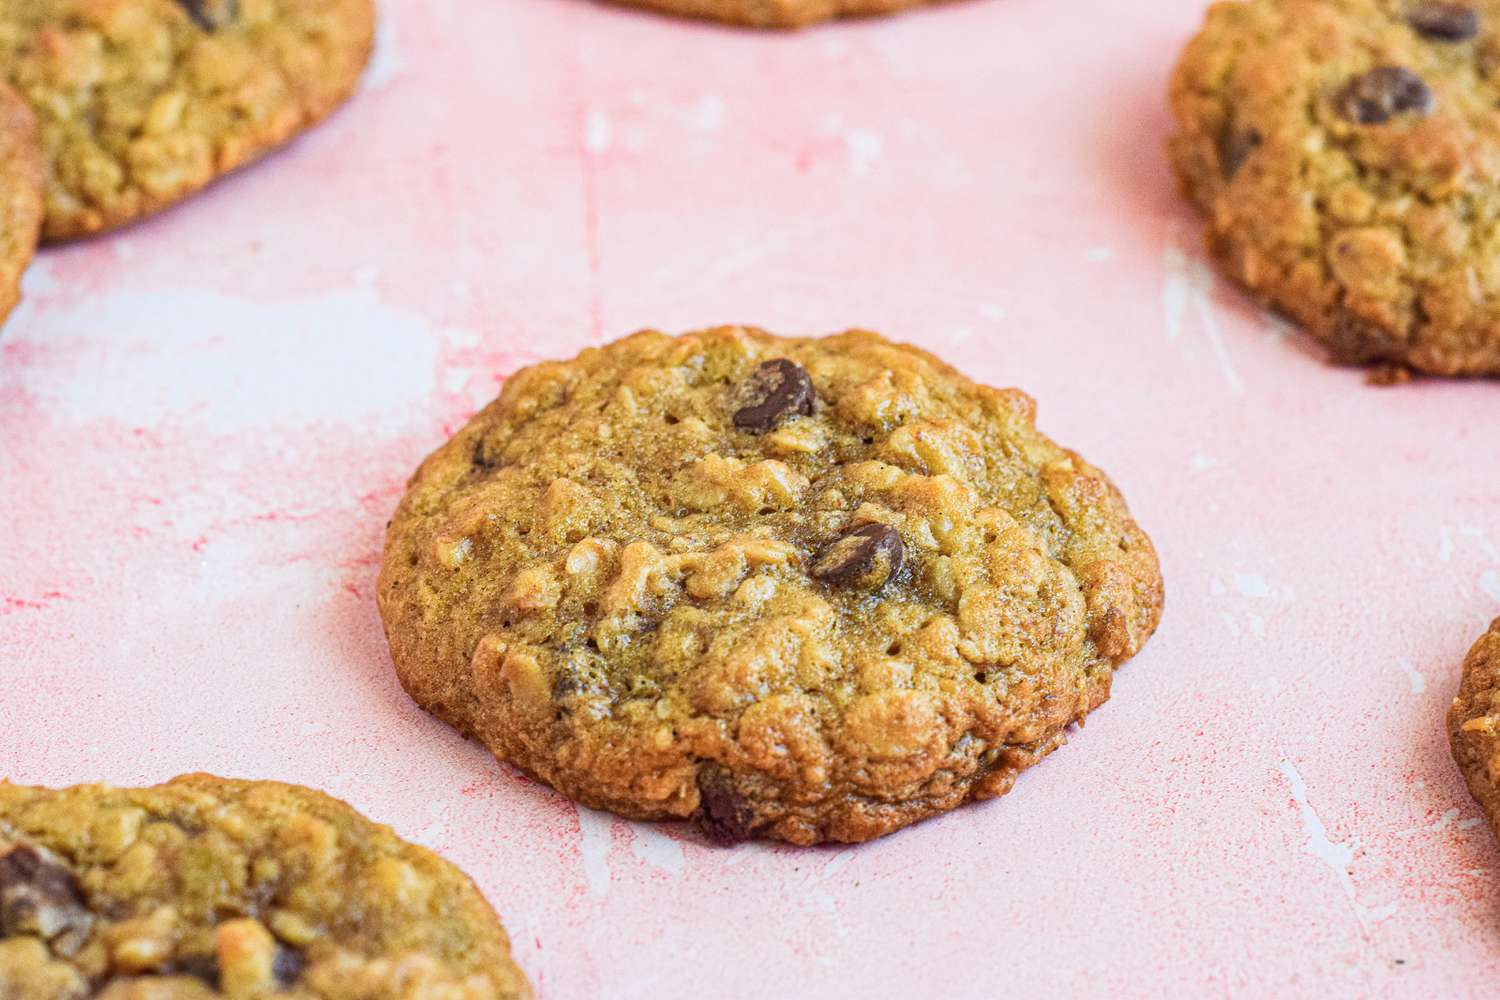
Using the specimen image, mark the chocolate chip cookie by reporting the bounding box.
[0,83,42,327]
[0,774,531,999]
[600,0,945,29]
[0,0,374,241]
[377,327,1163,845]
[1170,0,1500,378]
[1449,618,1500,839]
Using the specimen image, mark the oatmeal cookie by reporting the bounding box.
[0,82,42,327]
[0,774,531,999]
[1449,618,1500,838]
[599,0,947,29]
[0,0,374,240]
[1169,0,1500,377]
[377,327,1163,845]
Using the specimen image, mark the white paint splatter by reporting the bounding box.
[688,94,724,132]
[978,303,1007,321]
[1278,760,1397,931]
[584,109,612,154]
[1162,240,1246,396]
[628,825,685,877]
[844,128,883,176]
[576,806,613,899]
[950,326,975,345]
[1210,577,1227,596]
[1397,659,1426,694]
[1460,818,1484,830]
[1189,452,1222,471]
[1439,525,1455,564]
[1085,246,1115,263]
[363,8,405,91]
[1246,613,1266,637]
[1482,569,1500,603]
[1234,573,1271,599]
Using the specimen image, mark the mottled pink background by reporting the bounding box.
[2,0,1499,995]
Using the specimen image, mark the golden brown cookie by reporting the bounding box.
[1169,0,1500,378]
[377,327,1164,845]
[0,774,531,999]
[1449,618,1500,838]
[0,0,375,241]
[0,82,42,327]
[600,0,945,29]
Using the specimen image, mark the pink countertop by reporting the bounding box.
[3,0,1500,995]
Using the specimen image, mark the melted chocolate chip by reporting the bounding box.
[273,943,306,986]
[811,523,905,589]
[694,784,757,844]
[1408,3,1480,40]
[731,359,815,433]
[1338,66,1435,125]
[0,847,93,948]
[175,0,239,31]
[1219,127,1262,179]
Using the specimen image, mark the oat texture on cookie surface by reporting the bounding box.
[378,327,1164,845]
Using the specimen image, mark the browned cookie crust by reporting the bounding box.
[0,82,42,326]
[1449,618,1500,838]
[1169,0,1500,377]
[0,774,531,999]
[377,327,1163,845]
[601,0,945,29]
[0,0,374,241]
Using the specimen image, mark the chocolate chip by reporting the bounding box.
[810,522,905,590]
[694,784,757,844]
[1408,3,1479,40]
[272,943,306,986]
[0,847,93,949]
[1219,127,1262,178]
[1338,66,1435,124]
[731,359,815,433]
[174,0,238,31]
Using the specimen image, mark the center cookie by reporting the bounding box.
[0,0,374,240]
[1169,0,1500,378]
[0,83,42,327]
[378,328,1163,845]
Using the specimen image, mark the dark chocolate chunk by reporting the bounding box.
[732,359,815,433]
[175,0,239,32]
[1338,66,1435,124]
[1408,3,1480,41]
[694,785,757,845]
[0,847,93,947]
[811,522,905,589]
[1219,127,1262,178]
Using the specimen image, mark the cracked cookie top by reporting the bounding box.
[0,82,42,325]
[1449,618,1500,838]
[1169,0,1500,377]
[378,327,1163,845]
[0,774,531,999]
[0,0,374,240]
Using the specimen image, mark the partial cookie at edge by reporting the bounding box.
[1,0,375,241]
[1449,618,1500,838]
[0,773,531,999]
[0,83,42,326]
[377,326,1163,845]
[1169,0,1500,377]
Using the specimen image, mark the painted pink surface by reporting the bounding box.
[2,0,1499,994]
